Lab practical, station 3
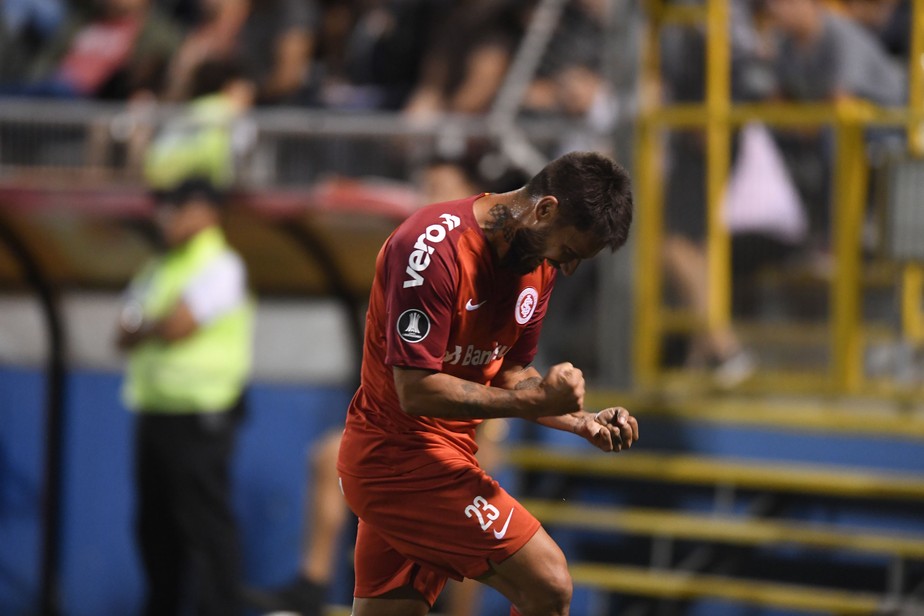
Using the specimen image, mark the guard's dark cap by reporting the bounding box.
[150,177,228,208]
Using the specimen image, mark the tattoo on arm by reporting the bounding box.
[400,368,545,420]
[458,381,505,419]
[514,376,542,391]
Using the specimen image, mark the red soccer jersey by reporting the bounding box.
[338,195,556,478]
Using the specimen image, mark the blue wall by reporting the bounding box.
[4,366,924,616]
[0,366,353,616]
[0,368,44,615]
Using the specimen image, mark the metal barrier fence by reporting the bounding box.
[0,99,603,187]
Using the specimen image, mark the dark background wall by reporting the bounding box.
[0,366,353,615]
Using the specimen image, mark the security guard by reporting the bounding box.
[118,177,253,616]
[117,57,255,616]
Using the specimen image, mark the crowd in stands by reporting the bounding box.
[0,0,912,185]
[0,0,608,116]
[0,0,911,111]
[0,0,914,357]
[3,1,902,112]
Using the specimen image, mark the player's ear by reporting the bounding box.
[535,196,559,223]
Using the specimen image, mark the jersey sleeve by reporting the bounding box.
[504,270,556,366]
[382,213,461,370]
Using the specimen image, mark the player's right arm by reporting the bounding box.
[392,362,583,421]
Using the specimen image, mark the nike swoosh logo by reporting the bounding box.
[465,299,487,311]
[493,508,514,539]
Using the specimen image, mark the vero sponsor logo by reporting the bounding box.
[403,213,461,288]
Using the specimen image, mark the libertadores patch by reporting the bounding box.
[397,308,431,343]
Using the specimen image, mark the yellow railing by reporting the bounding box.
[634,0,924,394]
[902,0,924,347]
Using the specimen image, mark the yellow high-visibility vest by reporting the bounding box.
[123,227,253,413]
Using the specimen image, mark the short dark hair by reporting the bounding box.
[525,151,633,251]
[151,177,227,208]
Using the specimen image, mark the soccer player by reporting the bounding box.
[337,150,638,616]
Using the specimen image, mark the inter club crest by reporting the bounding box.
[515,287,538,325]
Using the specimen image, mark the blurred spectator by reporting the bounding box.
[118,57,255,616]
[841,0,910,60]
[657,1,783,382]
[544,63,619,157]
[146,58,257,187]
[522,0,607,115]
[0,0,64,83]
[416,154,488,204]
[156,0,201,27]
[165,0,319,104]
[20,0,181,99]
[162,0,248,101]
[767,0,907,241]
[241,0,318,103]
[542,0,605,78]
[768,0,906,106]
[404,0,523,117]
[525,0,620,153]
[311,0,446,110]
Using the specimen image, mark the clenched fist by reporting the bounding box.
[541,362,585,415]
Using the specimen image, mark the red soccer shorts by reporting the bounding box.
[340,459,541,606]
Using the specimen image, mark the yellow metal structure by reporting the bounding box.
[704,0,731,341]
[634,0,924,394]
[902,0,924,346]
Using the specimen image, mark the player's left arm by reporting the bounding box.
[493,361,638,453]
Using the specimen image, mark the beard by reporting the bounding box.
[501,226,550,275]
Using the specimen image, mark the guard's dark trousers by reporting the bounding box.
[135,399,245,616]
